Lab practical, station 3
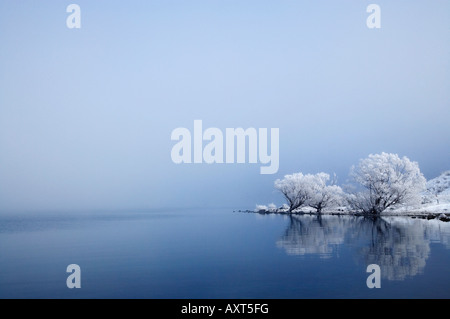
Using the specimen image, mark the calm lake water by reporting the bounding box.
[0,208,449,299]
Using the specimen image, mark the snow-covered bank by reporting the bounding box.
[243,199,450,222]
[383,202,450,216]
[239,207,450,222]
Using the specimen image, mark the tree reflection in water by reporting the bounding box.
[276,214,450,281]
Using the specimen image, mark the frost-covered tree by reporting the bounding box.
[274,173,312,212]
[349,152,426,214]
[275,172,344,213]
[308,173,345,213]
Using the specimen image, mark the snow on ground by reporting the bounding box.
[384,201,450,216]
[253,197,450,216]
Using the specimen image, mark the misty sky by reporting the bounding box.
[0,1,449,213]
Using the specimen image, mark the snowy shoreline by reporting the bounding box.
[236,202,450,222]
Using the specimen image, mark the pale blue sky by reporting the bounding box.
[0,1,449,212]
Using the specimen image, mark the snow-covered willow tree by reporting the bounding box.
[349,152,426,214]
[274,173,311,212]
[274,172,344,213]
[308,173,344,213]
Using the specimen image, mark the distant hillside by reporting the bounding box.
[427,171,450,196]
